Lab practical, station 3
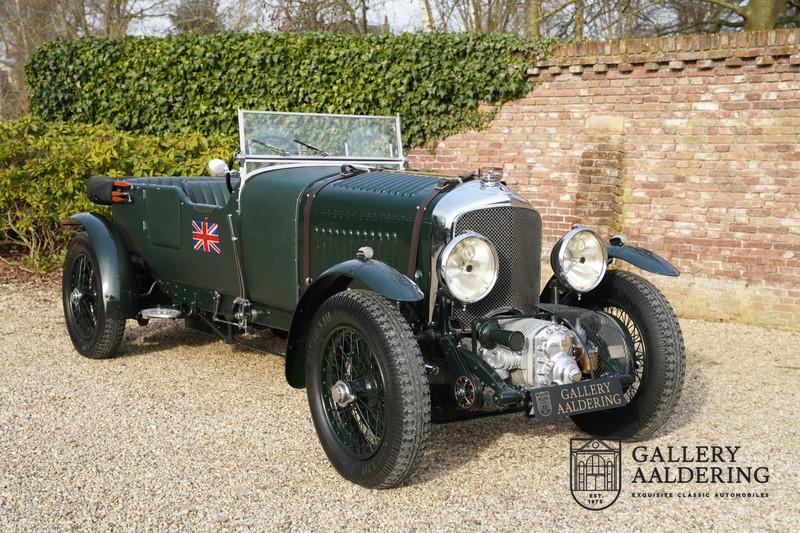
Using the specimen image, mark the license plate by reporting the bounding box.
[527,377,625,421]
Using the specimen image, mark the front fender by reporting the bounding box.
[64,213,137,319]
[541,242,678,302]
[607,243,679,277]
[284,259,423,388]
[318,259,424,302]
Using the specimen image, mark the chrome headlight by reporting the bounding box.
[550,227,607,292]
[438,232,499,304]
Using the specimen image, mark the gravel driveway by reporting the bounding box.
[1,279,798,531]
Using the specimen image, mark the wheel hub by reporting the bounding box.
[70,287,84,306]
[330,380,356,408]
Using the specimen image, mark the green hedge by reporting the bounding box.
[0,118,231,268]
[26,32,553,148]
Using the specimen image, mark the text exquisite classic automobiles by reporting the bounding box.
[63,111,685,488]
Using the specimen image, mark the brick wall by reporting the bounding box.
[409,30,800,331]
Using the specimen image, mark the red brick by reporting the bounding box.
[407,29,800,330]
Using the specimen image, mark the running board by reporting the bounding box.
[139,308,184,320]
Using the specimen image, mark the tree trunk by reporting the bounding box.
[360,0,368,33]
[575,0,584,38]
[742,0,787,30]
[235,0,247,31]
[419,0,434,31]
[469,0,480,31]
[527,0,541,37]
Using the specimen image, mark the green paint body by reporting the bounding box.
[77,167,436,333]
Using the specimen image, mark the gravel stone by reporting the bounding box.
[1,280,798,531]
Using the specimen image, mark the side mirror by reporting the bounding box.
[208,158,229,176]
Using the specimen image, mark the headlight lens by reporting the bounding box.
[551,227,607,292]
[439,232,499,304]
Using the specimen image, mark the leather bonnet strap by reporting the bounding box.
[406,179,457,279]
[301,173,351,290]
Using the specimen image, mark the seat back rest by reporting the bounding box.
[126,176,185,187]
[122,176,241,208]
[182,178,238,207]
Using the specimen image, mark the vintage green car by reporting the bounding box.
[62,111,685,488]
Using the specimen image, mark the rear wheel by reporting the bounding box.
[62,233,125,358]
[563,270,685,439]
[306,290,430,488]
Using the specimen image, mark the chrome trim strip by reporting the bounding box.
[240,109,400,120]
[395,115,405,168]
[237,108,246,159]
[242,156,404,164]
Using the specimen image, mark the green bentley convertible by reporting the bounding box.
[63,110,685,488]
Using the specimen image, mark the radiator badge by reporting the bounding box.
[570,438,622,510]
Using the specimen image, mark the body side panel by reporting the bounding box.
[112,183,241,296]
[239,166,341,312]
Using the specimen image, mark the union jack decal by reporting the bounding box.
[191,220,221,254]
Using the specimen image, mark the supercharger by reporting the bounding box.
[476,317,585,389]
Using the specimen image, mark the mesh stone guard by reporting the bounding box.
[537,303,636,381]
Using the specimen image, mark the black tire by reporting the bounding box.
[306,290,430,488]
[62,232,125,359]
[564,270,685,440]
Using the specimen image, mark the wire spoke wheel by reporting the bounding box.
[557,270,685,440]
[306,290,430,488]
[62,232,125,359]
[599,304,645,403]
[320,326,386,459]
[67,252,99,340]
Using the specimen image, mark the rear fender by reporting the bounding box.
[284,258,423,388]
[64,213,138,319]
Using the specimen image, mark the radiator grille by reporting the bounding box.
[452,207,542,325]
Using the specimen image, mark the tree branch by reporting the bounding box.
[0,254,36,274]
[593,0,663,38]
[696,0,745,16]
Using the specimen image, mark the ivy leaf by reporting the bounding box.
[25,32,555,149]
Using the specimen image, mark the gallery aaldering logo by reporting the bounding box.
[570,440,771,509]
[570,438,622,510]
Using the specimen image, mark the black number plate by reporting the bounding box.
[527,377,626,421]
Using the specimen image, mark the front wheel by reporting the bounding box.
[306,290,430,488]
[563,270,685,440]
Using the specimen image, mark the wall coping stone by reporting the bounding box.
[530,29,800,76]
